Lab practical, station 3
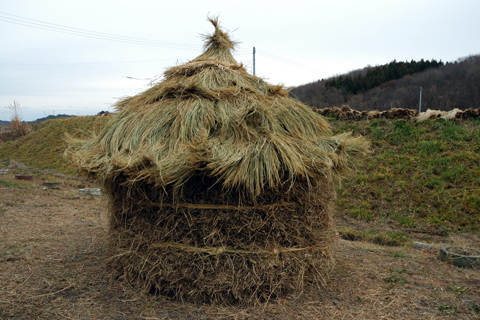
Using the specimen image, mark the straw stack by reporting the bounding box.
[66,17,368,304]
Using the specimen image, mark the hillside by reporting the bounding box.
[0,114,74,127]
[0,115,478,232]
[292,54,480,112]
[0,116,110,174]
[333,117,480,232]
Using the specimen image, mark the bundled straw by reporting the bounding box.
[315,105,418,120]
[66,17,369,304]
[315,105,480,121]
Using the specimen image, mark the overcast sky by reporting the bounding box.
[1,0,479,121]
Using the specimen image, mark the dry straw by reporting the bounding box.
[316,105,480,121]
[66,17,369,304]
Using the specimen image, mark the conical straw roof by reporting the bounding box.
[66,17,368,197]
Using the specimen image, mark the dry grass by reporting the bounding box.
[1,167,479,319]
[0,101,34,143]
[316,105,480,121]
[7,100,22,129]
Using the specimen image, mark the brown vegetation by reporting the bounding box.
[0,101,34,143]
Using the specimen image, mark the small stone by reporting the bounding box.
[413,242,435,250]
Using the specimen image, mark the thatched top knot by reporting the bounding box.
[200,16,238,63]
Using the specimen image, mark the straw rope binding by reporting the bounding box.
[149,200,298,211]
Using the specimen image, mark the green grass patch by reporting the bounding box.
[447,284,467,295]
[417,141,444,155]
[389,252,410,258]
[384,269,409,286]
[0,180,28,189]
[472,303,480,314]
[438,304,457,314]
[384,275,407,284]
[349,208,373,222]
[331,118,480,231]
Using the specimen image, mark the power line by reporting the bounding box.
[0,11,200,48]
[235,48,252,53]
[242,61,253,68]
[0,11,201,50]
[0,11,322,75]
[0,58,186,66]
[256,49,322,73]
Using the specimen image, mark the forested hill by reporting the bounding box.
[325,59,443,95]
[291,54,480,112]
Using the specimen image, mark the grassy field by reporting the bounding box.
[0,115,479,319]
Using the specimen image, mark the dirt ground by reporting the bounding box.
[1,171,479,319]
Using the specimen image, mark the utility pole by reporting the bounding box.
[419,87,423,113]
[253,46,256,76]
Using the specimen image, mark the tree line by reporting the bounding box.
[325,59,443,95]
[291,54,480,112]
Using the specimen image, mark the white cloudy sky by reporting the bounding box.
[1,0,479,121]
